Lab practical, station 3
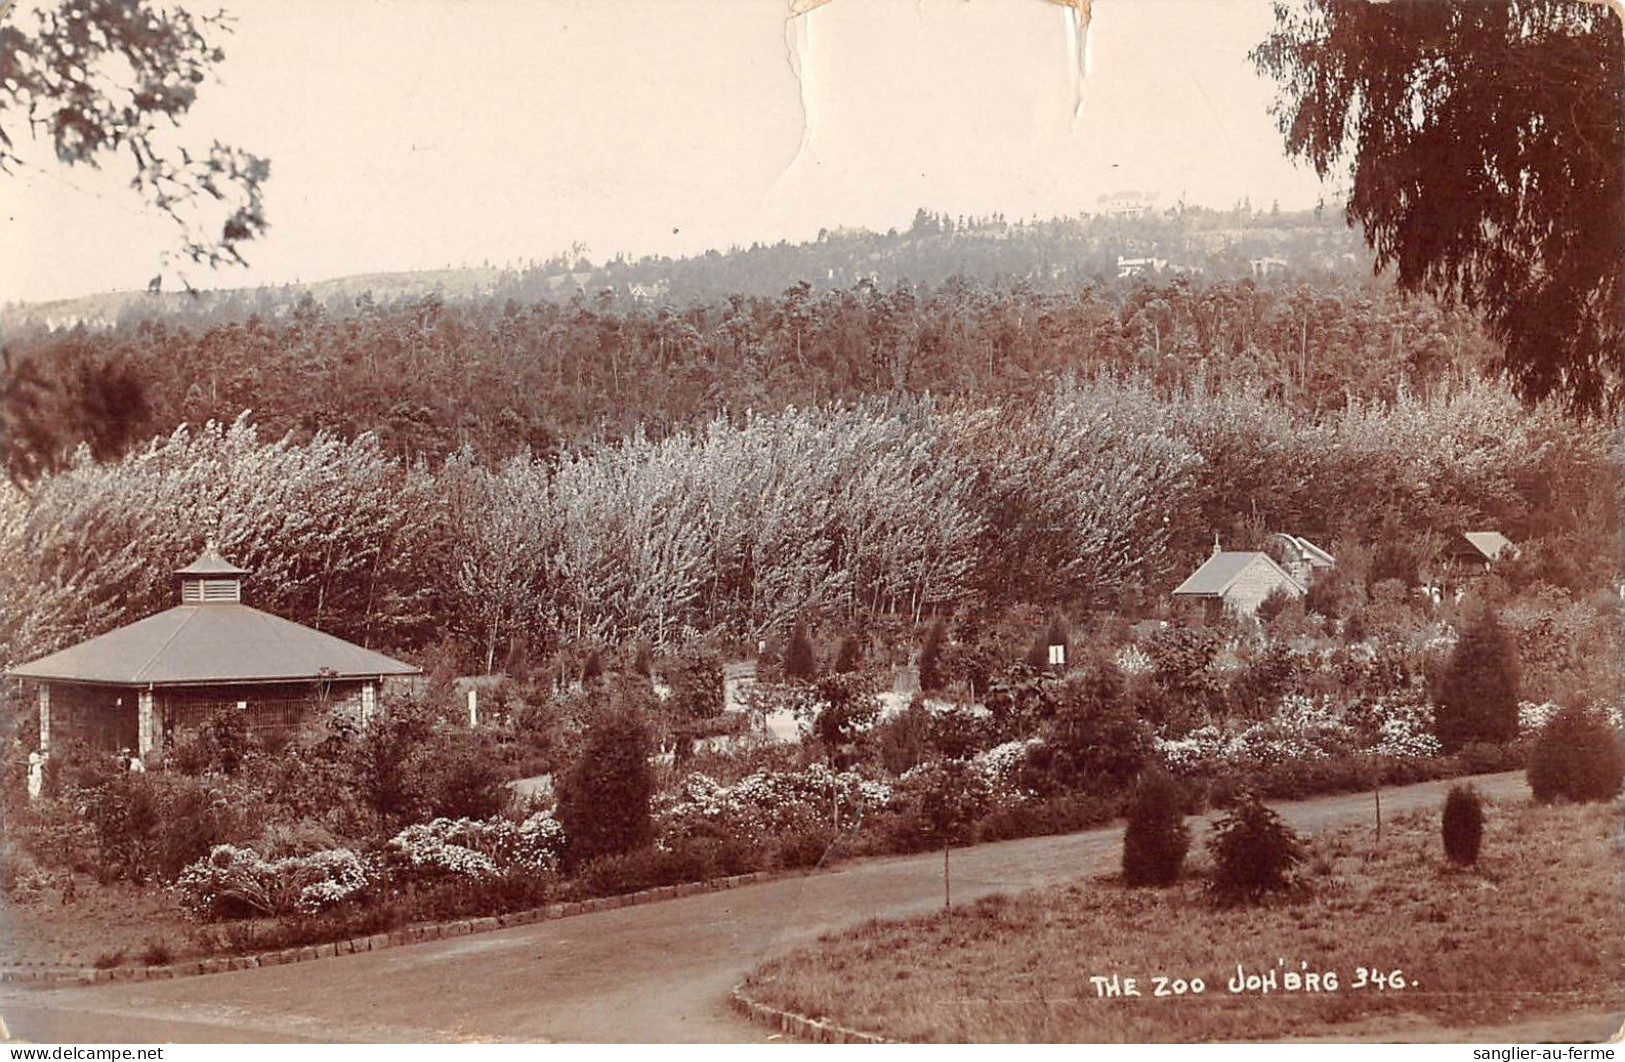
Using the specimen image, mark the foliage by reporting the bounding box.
[1205,792,1305,902]
[0,0,269,283]
[657,763,891,842]
[982,664,1061,741]
[1254,1,1625,412]
[175,844,369,920]
[661,649,725,720]
[1121,770,1192,887]
[1527,706,1625,804]
[798,673,883,760]
[894,759,991,849]
[384,812,565,881]
[917,619,948,692]
[784,619,818,681]
[833,634,864,674]
[1441,784,1484,867]
[1024,665,1152,795]
[873,702,933,776]
[1430,606,1520,752]
[555,707,655,867]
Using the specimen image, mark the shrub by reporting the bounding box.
[662,649,725,720]
[138,939,176,966]
[917,619,948,692]
[1121,770,1191,886]
[556,707,655,868]
[783,619,819,682]
[1441,784,1484,866]
[385,812,565,882]
[1025,664,1150,795]
[92,950,126,970]
[773,825,837,870]
[1255,586,1295,623]
[1527,706,1625,804]
[413,736,513,821]
[973,792,1120,844]
[1206,793,1304,902]
[874,703,932,775]
[833,634,863,674]
[175,845,370,920]
[1430,606,1520,752]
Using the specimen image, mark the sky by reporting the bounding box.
[0,0,1334,304]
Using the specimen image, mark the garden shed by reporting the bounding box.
[8,543,420,756]
[1172,539,1304,620]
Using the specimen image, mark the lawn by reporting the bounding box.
[0,871,202,970]
[743,795,1625,1042]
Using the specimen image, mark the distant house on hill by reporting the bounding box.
[1097,191,1156,219]
[1442,531,1518,571]
[1116,255,1168,279]
[7,543,420,757]
[1172,538,1304,620]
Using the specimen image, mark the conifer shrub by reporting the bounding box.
[580,648,605,684]
[784,619,818,682]
[833,634,864,674]
[1527,705,1625,803]
[1206,792,1304,902]
[917,619,948,692]
[556,707,654,870]
[1121,770,1191,886]
[1430,606,1520,751]
[1441,783,1484,866]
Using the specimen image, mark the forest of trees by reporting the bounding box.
[3,266,1501,480]
[0,379,1611,679]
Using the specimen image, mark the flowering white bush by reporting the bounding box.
[1518,700,1561,737]
[385,812,565,881]
[1154,725,1234,775]
[1154,691,1441,774]
[1115,644,1153,676]
[969,739,1041,803]
[658,763,891,842]
[1520,700,1625,737]
[175,845,369,920]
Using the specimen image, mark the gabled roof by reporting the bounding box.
[1458,531,1516,562]
[1172,551,1301,598]
[1271,533,1336,568]
[8,604,419,686]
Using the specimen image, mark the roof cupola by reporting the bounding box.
[175,541,249,604]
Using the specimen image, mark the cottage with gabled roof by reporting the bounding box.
[1172,537,1305,620]
[7,543,420,756]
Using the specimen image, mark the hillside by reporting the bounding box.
[1,206,1373,335]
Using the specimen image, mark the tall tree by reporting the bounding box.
[1253,1,1625,411]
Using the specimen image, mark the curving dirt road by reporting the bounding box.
[1,771,1606,1043]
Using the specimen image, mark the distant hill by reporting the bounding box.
[0,206,1375,335]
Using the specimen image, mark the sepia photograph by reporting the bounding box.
[0,0,1622,1046]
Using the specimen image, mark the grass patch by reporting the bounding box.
[745,798,1625,1042]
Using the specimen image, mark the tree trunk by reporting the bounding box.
[943,843,951,910]
[1373,780,1382,845]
